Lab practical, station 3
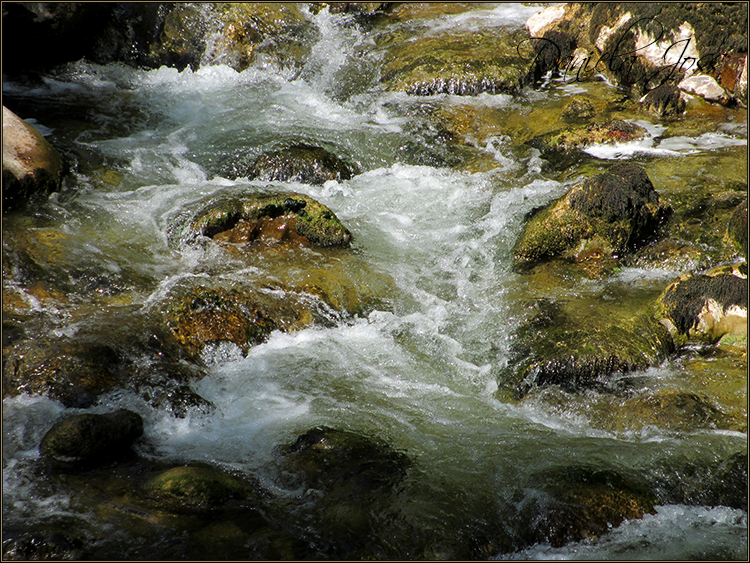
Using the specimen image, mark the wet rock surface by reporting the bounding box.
[513,163,671,272]
[2,106,64,210]
[39,410,143,467]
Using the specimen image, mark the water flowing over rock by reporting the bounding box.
[2,106,63,210]
[513,163,671,272]
[143,464,248,512]
[40,409,143,467]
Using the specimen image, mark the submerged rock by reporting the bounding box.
[40,410,143,467]
[2,106,63,210]
[143,464,248,512]
[560,95,596,121]
[280,426,411,492]
[221,144,356,185]
[513,163,671,272]
[178,191,352,248]
[656,262,748,346]
[510,465,656,549]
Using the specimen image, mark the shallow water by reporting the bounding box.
[3,4,747,560]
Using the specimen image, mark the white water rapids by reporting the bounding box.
[3,4,747,559]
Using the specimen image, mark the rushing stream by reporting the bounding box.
[2,3,748,560]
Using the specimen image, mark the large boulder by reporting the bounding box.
[174,191,352,248]
[39,409,143,467]
[656,262,748,346]
[379,26,535,96]
[2,106,63,210]
[513,163,671,272]
[501,298,674,397]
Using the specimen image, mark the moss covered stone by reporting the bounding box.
[143,465,247,512]
[501,297,674,397]
[640,83,686,117]
[657,262,748,345]
[528,119,648,161]
[513,163,670,272]
[560,95,596,121]
[183,191,351,248]
[40,410,143,466]
[513,465,657,548]
[380,28,532,95]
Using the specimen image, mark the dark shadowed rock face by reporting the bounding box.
[40,409,143,467]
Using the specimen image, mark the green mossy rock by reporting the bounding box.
[528,119,648,163]
[380,27,532,96]
[640,83,686,117]
[180,191,352,248]
[513,163,671,272]
[502,298,674,397]
[40,410,143,466]
[656,262,748,346]
[143,465,247,512]
[560,95,596,121]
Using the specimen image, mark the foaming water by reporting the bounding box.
[500,505,748,560]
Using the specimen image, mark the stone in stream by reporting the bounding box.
[178,191,352,248]
[512,163,671,272]
[279,426,411,492]
[142,464,248,512]
[39,410,143,467]
[220,144,356,185]
[656,262,748,347]
[2,106,64,210]
[639,83,686,117]
[527,119,649,167]
[501,297,675,398]
[509,465,657,549]
[726,197,748,259]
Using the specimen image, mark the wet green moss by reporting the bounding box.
[143,465,247,512]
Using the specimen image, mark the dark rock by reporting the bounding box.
[657,262,748,345]
[143,464,248,512]
[228,144,356,185]
[2,309,211,413]
[513,163,671,272]
[511,465,657,548]
[280,426,411,492]
[40,409,143,466]
[727,197,748,259]
[2,106,64,210]
[640,83,686,116]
